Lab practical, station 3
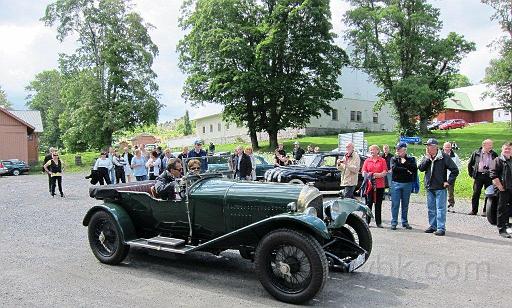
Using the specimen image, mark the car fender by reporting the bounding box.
[82,203,137,243]
[325,198,373,229]
[192,214,330,252]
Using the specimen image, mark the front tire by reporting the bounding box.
[12,169,20,176]
[88,211,129,264]
[486,196,498,225]
[332,213,372,255]
[254,229,328,304]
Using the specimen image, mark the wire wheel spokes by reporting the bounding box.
[269,244,312,294]
[93,218,119,257]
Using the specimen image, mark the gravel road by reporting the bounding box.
[1,173,510,307]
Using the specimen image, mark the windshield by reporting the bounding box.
[297,154,319,167]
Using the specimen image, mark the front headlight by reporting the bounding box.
[287,202,297,212]
[305,207,317,217]
[330,201,342,220]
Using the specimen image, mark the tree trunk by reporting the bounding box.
[419,117,429,135]
[249,130,259,150]
[268,131,278,151]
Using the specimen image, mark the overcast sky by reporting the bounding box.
[0,0,503,122]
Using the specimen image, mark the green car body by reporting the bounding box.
[84,174,373,304]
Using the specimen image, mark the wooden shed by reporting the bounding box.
[0,107,36,163]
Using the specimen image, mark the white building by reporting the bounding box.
[169,68,395,147]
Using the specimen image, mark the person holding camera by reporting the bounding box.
[468,139,498,215]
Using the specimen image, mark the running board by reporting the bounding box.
[126,237,195,254]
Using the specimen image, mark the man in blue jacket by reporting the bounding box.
[418,138,459,236]
[188,139,208,173]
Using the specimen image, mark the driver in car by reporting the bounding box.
[154,158,182,200]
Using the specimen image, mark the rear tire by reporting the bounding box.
[12,169,20,176]
[88,211,129,265]
[255,228,328,304]
[288,179,305,185]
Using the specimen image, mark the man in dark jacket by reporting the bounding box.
[467,139,498,215]
[188,139,208,172]
[418,138,459,236]
[234,146,252,180]
[390,142,417,230]
[490,142,512,238]
[154,159,182,200]
[292,141,305,162]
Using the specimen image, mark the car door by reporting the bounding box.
[254,156,273,179]
[317,155,341,191]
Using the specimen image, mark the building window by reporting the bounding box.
[350,111,362,122]
[331,109,338,121]
[226,123,230,130]
[210,124,213,133]
[218,123,221,132]
[373,112,378,123]
[202,126,205,134]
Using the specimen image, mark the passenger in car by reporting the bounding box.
[154,158,183,200]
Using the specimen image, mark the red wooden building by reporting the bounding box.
[0,108,43,164]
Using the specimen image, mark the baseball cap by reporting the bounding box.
[293,141,300,145]
[194,139,203,145]
[426,138,438,146]
[396,142,408,149]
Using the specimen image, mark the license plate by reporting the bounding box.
[348,253,366,272]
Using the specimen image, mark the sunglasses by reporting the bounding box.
[53,155,59,157]
[189,167,200,171]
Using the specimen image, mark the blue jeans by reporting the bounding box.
[426,189,447,231]
[390,181,412,226]
[110,168,116,184]
[386,173,393,195]
[135,175,148,181]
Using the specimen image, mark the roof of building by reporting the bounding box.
[9,110,43,133]
[445,84,502,112]
[0,107,36,133]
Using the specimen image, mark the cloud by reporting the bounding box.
[0,0,505,122]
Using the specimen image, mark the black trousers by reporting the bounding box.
[50,176,63,196]
[97,167,111,185]
[497,190,512,230]
[366,188,384,225]
[47,174,52,192]
[471,173,492,213]
[115,167,126,183]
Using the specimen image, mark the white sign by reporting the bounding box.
[337,132,367,156]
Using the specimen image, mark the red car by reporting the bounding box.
[439,119,467,130]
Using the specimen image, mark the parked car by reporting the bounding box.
[0,161,8,176]
[84,173,373,304]
[0,159,30,176]
[265,153,365,192]
[206,154,274,180]
[427,120,447,130]
[439,119,467,130]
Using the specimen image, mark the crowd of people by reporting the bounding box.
[43,136,511,238]
[338,138,511,238]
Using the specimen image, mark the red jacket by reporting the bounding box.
[362,156,388,189]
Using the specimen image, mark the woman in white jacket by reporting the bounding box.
[146,150,161,180]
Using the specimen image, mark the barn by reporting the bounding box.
[437,84,511,123]
[0,107,43,164]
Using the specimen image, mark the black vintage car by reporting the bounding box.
[264,153,365,191]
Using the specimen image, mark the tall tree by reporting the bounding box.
[25,70,64,148]
[449,73,472,89]
[0,86,12,109]
[179,0,346,149]
[42,0,161,149]
[344,0,475,135]
[482,0,512,114]
[183,110,192,135]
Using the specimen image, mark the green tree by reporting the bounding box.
[449,74,472,89]
[482,0,512,114]
[42,0,161,149]
[0,86,12,109]
[344,0,475,134]
[25,70,64,148]
[183,110,192,135]
[179,0,346,149]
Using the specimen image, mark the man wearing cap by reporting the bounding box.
[418,138,459,236]
[292,141,305,162]
[389,142,417,230]
[467,139,498,215]
[188,140,208,172]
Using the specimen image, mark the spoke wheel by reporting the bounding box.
[88,211,129,265]
[255,229,327,304]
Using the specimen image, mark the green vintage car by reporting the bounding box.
[83,173,373,304]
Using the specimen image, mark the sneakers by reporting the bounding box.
[424,227,435,233]
[499,229,511,238]
[390,225,397,230]
[447,204,455,213]
[403,224,413,230]
[434,230,445,236]
[60,193,65,198]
